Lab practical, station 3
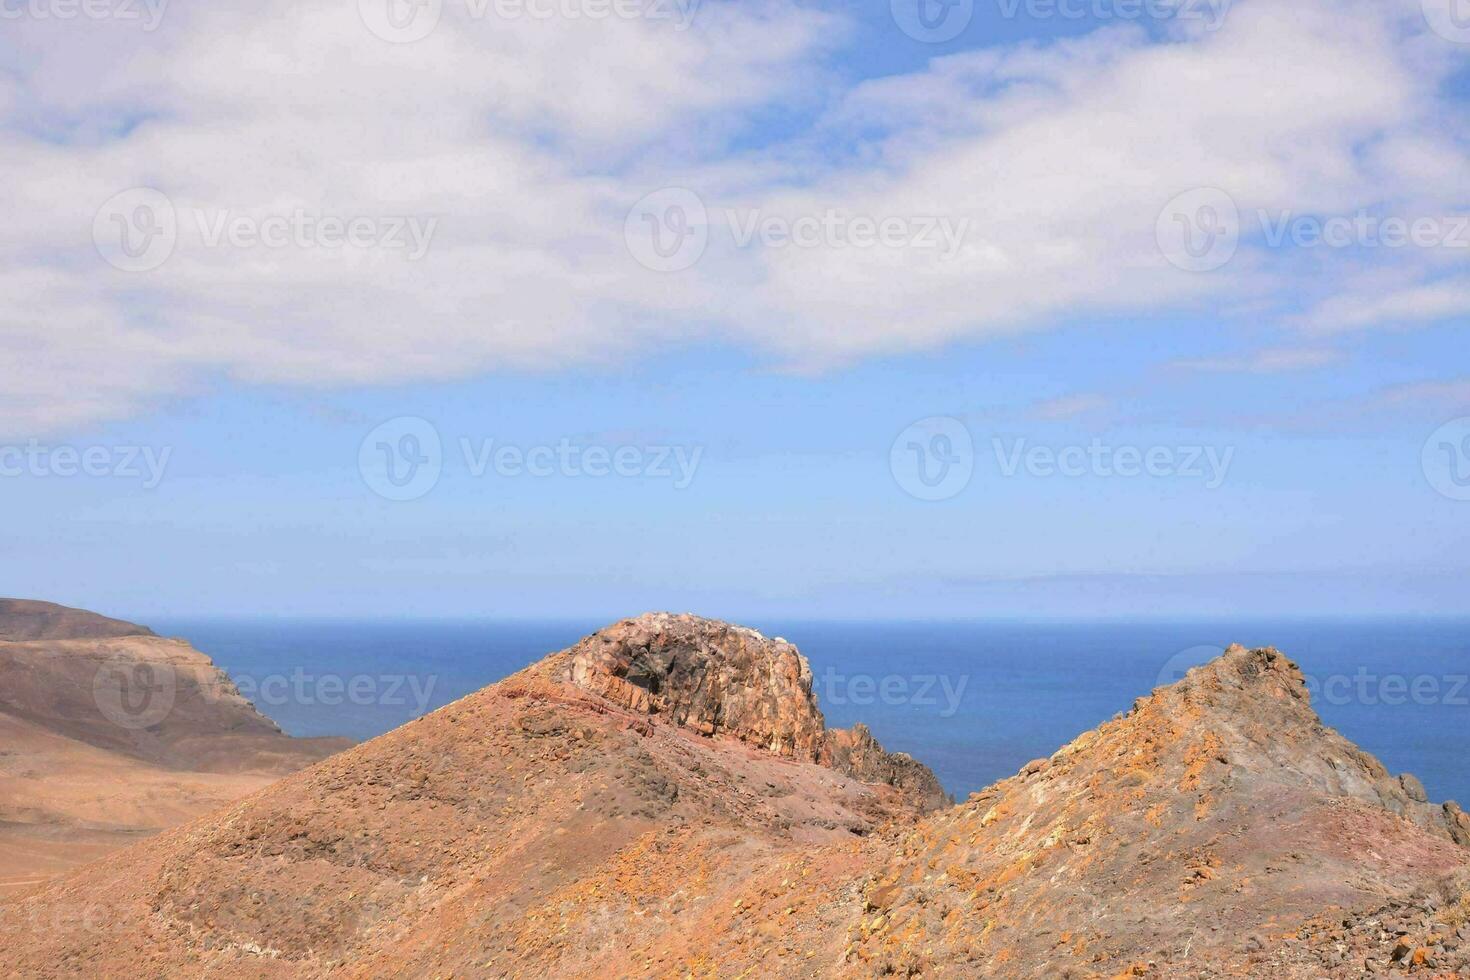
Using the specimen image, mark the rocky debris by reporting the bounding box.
[0,598,155,641]
[824,723,951,812]
[1276,881,1470,975]
[1446,802,1470,847]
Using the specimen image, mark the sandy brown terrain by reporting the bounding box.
[2,613,1467,977]
[0,600,346,894]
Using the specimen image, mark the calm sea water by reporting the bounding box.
[152,618,1470,806]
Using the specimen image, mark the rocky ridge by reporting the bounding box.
[1,622,1466,979]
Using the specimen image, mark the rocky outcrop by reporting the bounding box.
[565,613,827,759]
[824,723,951,812]
[563,613,948,811]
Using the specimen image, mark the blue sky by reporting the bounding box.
[1,0,1468,618]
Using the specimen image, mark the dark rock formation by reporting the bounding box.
[565,613,827,760]
[824,723,951,811]
[563,613,948,810]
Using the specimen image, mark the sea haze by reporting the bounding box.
[153,617,1470,807]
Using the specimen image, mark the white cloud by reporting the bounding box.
[1171,347,1345,373]
[1,0,1465,435]
[1300,281,1470,332]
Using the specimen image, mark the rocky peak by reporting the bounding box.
[562,613,950,809]
[1150,644,1467,843]
[839,644,1470,975]
[565,612,828,760]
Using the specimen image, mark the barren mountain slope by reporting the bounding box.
[0,614,944,977]
[3,622,1466,979]
[0,600,345,893]
[834,645,1470,977]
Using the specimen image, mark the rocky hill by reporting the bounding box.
[1,619,1466,979]
[0,600,346,894]
[839,645,1470,977]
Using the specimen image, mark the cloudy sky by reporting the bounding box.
[2,0,1468,618]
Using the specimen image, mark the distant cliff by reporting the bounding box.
[0,599,346,893]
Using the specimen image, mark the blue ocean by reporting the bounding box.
[153,618,1470,806]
